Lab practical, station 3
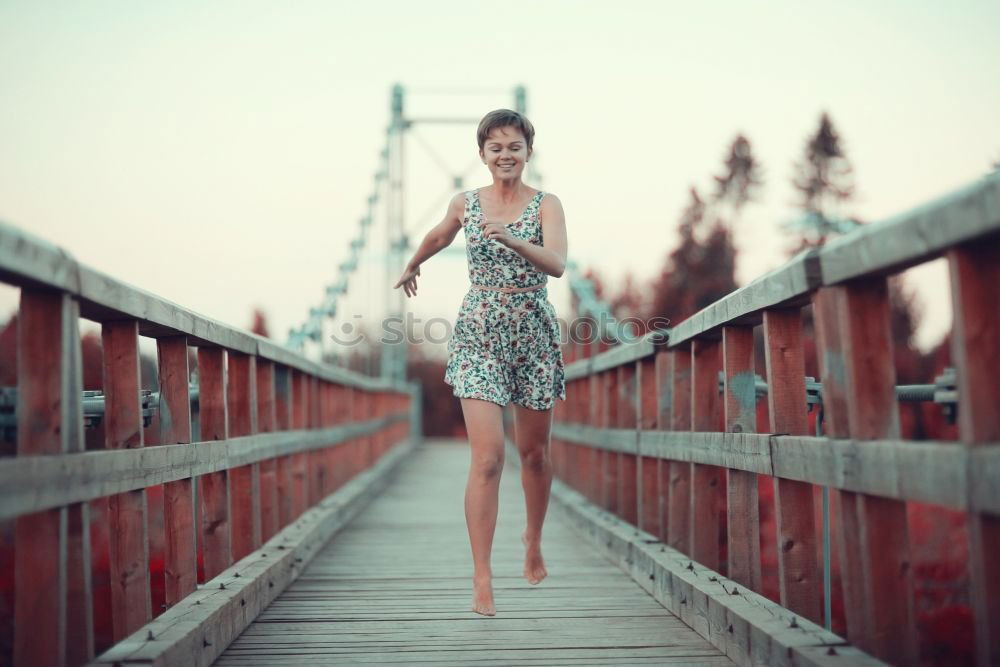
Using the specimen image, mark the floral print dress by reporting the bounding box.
[443,188,566,411]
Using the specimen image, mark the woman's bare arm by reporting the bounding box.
[404,193,465,271]
[508,194,567,278]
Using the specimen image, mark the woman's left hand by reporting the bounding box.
[479,221,519,249]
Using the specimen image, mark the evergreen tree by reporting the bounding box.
[788,112,859,248]
[712,134,764,230]
[646,186,738,325]
[249,308,271,338]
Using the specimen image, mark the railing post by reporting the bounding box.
[690,339,723,571]
[618,363,638,525]
[339,383,352,472]
[762,309,820,621]
[602,370,619,513]
[572,378,584,493]
[947,239,1000,667]
[290,369,309,518]
[654,349,673,542]
[197,347,230,582]
[813,281,917,663]
[350,388,369,474]
[587,373,601,504]
[371,389,385,462]
[157,336,196,610]
[319,381,334,497]
[102,320,152,641]
[256,359,279,541]
[14,290,93,666]
[307,375,324,505]
[273,365,294,528]
[667,345,692,554]
[227,352,259,561]
[637,355,660,537]
[722,325,761,591]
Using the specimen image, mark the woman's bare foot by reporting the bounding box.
[471,575,496,616]
[522,531,548,585]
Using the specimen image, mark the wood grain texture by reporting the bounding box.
[618,363,639,525]
[667,248,822,347]
[157,336,197,610]
[548,425,996,514]
[0,417,405,522]
[638,357,661,537]
[841,279,916,665]
[587,373,602,504]
[103,320,152,641]
[812,285,868,650]
[228,352,260,562]
[290,370,309,520]
[1,221,411,396]
[814,281,917,664]
[947,238,1000,667]
[14,290,87,666]
[197,347,231,583]
[214,440,733,666]
[762,309,820,622]
[547,465,886,667]
[722,325,761,593]
[668,347,692,554]
[256,360,279,543]
[600,371,619,514]
[691,340,723,571]
[92,438,417,667]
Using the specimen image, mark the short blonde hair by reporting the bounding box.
[477,109,535,152]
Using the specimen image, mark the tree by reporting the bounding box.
[646,186,738,326]
[608,271,644,322]
[788,112,858,248]
[785,113,934,436]
[249,308,270,338]
[712,134,764,230]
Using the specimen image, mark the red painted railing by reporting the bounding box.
[551,172,1000,666]
[0,221,417,666]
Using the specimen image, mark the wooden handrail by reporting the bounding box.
[0,221,419,666]
[552,172,1000,666]
[0,220,396,392]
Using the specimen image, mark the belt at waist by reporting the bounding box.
[471,283,547,294]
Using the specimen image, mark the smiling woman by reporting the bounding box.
[393,108,568,618]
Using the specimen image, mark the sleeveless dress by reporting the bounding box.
[443,188,566,411]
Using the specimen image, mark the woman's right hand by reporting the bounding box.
[394,264,421,298]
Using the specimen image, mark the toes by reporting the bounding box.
[471,603,496,616]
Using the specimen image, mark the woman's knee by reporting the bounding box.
[519,446,549,473]
[470,448,505,481]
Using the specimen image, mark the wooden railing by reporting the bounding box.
[0,221,419,666]
[551,172,1000,666]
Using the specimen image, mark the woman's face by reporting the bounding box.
[480,125,531,182]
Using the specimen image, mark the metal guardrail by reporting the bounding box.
[721,367,958,423]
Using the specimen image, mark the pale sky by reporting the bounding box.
[2,1,999,362]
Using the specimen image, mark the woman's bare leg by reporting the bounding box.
[512,403,554,585]
[460,398,506,616]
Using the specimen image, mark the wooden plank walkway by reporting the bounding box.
[216,439,734,666]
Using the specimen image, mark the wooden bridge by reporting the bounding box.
[0,172,997,666]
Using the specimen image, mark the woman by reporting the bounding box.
[394,108,567,616]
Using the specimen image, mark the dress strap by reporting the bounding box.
[463,190,478,225]
[529,191,546,217]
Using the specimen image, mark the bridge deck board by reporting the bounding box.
[216,439,733,666]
